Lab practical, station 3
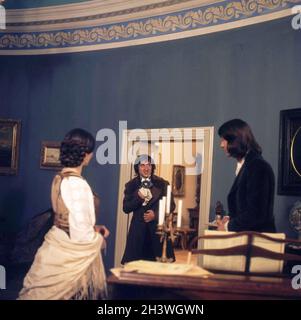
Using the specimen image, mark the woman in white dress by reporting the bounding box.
[18,128,109,300]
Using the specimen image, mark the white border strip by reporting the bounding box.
[6,0,220,23]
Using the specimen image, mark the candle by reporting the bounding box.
[166,185,171,213]
[159,197,166,225]
[162,196,166,224]
[177,199,182,228]
[158,199,164,225]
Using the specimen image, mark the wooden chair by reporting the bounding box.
[187,230,301,276]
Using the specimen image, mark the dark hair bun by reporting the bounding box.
[60,141,88,167]
[59,128,95,168]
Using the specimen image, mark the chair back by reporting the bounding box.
[188,230,301,275]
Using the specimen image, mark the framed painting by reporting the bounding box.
[0,119,21,175]
[278,108,301,195]
[172,165,185,197]
[40,141,62,170]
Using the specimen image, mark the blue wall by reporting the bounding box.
[0,16,301,269]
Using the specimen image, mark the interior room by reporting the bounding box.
[0,0,301,300]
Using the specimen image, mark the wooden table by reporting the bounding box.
[107,271,301,300]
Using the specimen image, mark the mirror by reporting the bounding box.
[114,127,214,266]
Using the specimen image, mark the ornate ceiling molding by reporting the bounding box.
[0,0,300,55]
[5,0,220,27]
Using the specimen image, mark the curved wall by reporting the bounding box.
[1,15,300,269]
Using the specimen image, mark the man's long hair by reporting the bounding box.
[218,119,262,160]
[133,154,156,175]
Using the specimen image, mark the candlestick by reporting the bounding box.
[177,199,182,228]
[156,196,180,263]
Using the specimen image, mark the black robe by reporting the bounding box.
[227,150,276,232]
[121,175,175,264]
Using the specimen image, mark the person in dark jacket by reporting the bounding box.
[217,119,276,232]
[121,154,175,264]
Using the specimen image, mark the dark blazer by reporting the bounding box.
[227,150,276,232]
[121,175,175,264]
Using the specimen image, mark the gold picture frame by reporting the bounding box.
[0,119,21,175]
[172,165,185,197]
[40,141,62,170]
[278,108,301,195]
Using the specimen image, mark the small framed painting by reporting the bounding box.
[40,141,62,170]
[0,119,21,175]
[172,165,185,197]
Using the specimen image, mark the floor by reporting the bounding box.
[174,249,197,265]
[0,250,196,300]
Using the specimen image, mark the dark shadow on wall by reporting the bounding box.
[0,188,26,233]
[0,207,54,300]
[0,189,26,265]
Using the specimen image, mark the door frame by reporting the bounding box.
[114,126,214,266]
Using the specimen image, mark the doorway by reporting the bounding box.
[114,127,214,266]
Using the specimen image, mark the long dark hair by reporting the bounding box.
[218,119,261,159]
[133,154,156,176]
[60,128,95,167]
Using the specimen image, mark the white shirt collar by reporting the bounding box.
[235,158,245,176]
